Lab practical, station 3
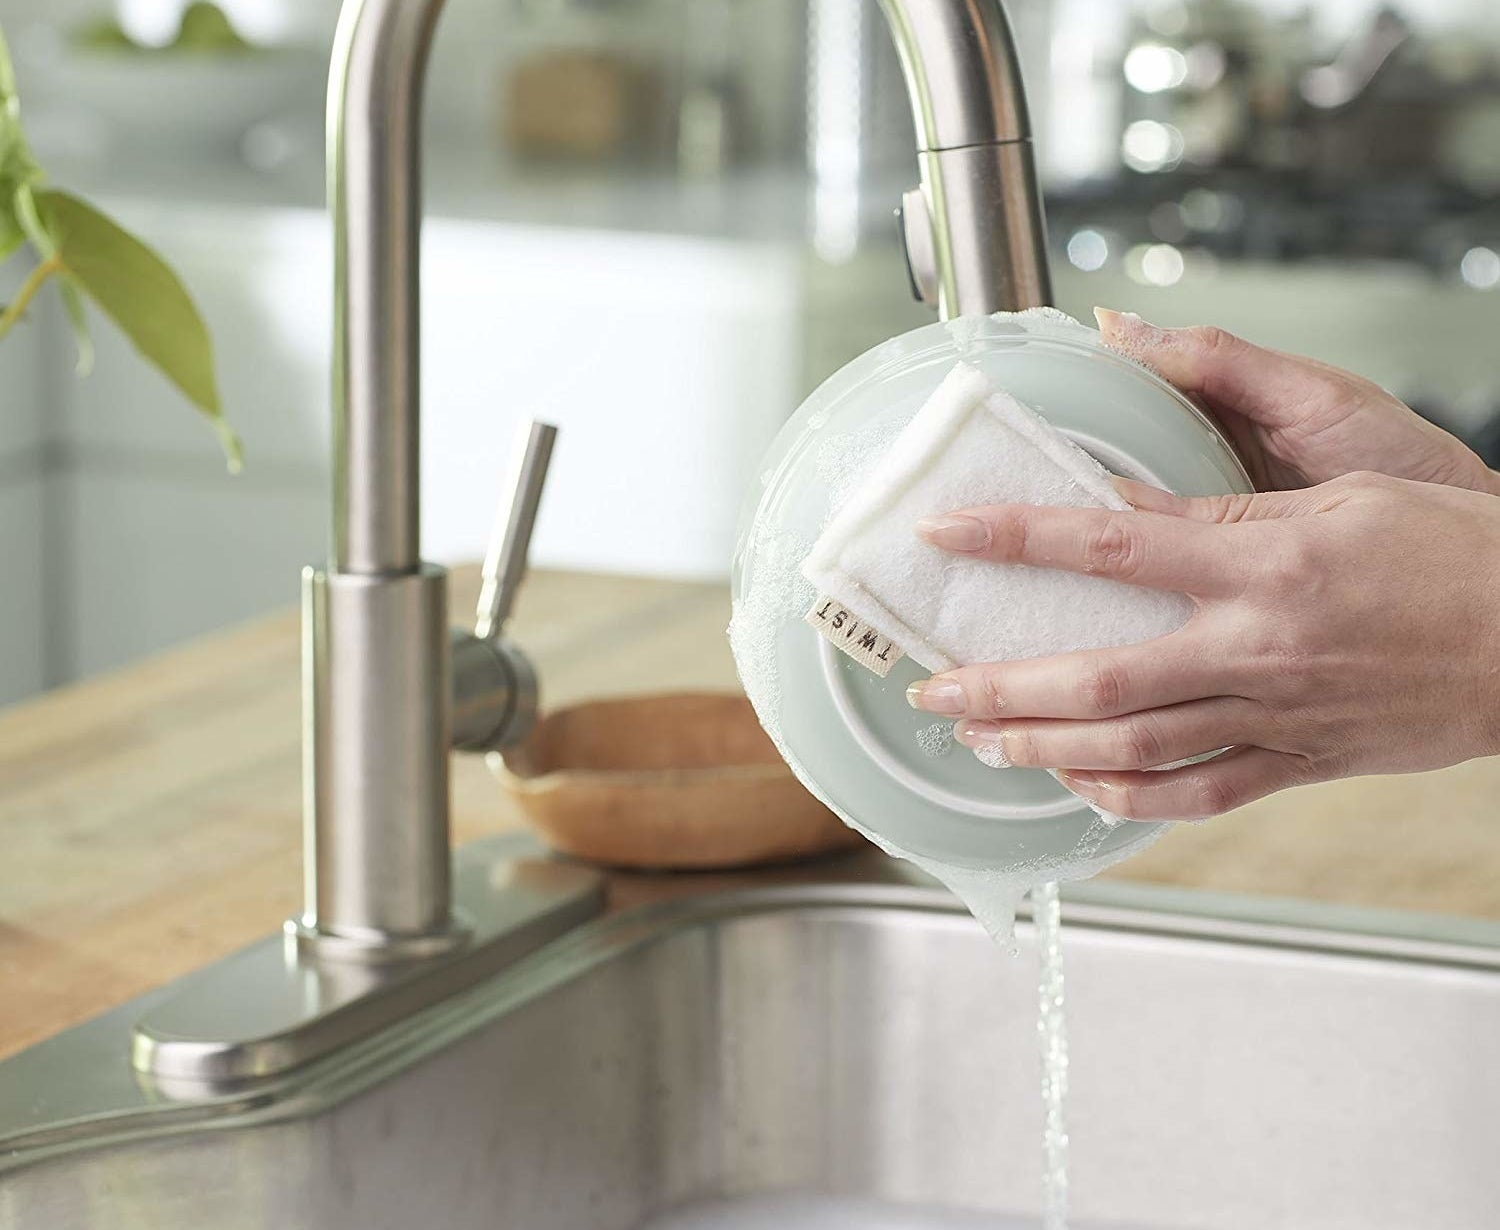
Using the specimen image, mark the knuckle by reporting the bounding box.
[1204,493,1259,525]
[967,669,1008,718]
[1260,532,1318,597]
[1188,325,1242,359]
[1118,716,1165,768]
[1282,751,1324,787]
[1104,783,1151,821]
[1004,726,1040,767]
[1329,469,1394,503]
[1077,657,1128,716]
[1192,773,1242,818]
[1082,516,1144,579]
[997,508,1031,560]
[1245,620,1316,685]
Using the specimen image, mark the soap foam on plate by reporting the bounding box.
[729,520,1150,942]
[729,311,1172,940]
[917,721,955,759]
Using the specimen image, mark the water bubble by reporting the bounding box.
[916,722,954,758]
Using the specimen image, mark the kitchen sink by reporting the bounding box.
[4,842,1500,1228]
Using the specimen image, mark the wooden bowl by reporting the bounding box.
[493,692,865,870]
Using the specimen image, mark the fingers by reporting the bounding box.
[916,503,1242,595]
[1116,477,1362,525]
[955,697,1255,771]
[907,631,1235,721]
[1094,307,1353,434]
[1055,746,1312,822]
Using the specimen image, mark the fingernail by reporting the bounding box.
[956,723,1013,768]
[916,515,990,552]
[907,678,964,714]
[1109,475,1177,510]
[1058,770,1104,790]
[1093,306,1143,335]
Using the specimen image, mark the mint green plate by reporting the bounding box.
[729,311,1252,872]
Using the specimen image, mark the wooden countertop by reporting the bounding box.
[5,567,1500,1062]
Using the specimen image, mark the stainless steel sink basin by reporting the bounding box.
[5,843,1500,1228]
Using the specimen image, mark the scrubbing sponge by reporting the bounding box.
[801,360,1192,675]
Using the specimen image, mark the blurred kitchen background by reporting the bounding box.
[2,0,1499,706]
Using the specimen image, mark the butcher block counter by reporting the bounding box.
[4,567,1500,1062]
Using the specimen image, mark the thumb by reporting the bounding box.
[1094,308,1343,433]
[1112,476,1325,523]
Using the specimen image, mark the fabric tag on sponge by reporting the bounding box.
[801,360,1192,678]
[804,596,905,676]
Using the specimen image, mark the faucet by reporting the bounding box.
[132,0,1050,1084]
[304,0,1050,957]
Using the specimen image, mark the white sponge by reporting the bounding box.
[801,360,1192,674]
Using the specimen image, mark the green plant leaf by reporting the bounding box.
[0,18,237,470]
[0,21,40,263]
[36,188,239,469]
[0,20,19,126]
[0,25,40,192]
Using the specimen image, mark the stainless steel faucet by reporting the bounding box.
[132,0,1051,1084]
[305,0,1049,955]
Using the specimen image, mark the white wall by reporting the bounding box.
[9,196,815,689]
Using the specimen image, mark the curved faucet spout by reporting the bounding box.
[309,0,1052,948]
[877,0,1033,149]
[328,0,1050,575]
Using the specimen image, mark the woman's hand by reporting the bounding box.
[1095,308,1499,496]
[907,472,1500,821]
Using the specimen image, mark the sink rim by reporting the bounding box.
[6,840,1500,1177]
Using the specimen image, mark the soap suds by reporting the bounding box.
[728,526,814,763]
[1094,309,1173,377]
[728,308,1168,945]
[972,741,1012,769]
[814,417,904,515]
[916,722,954,758]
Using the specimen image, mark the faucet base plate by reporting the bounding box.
[285,913,472,965]
[130,833,604,1092]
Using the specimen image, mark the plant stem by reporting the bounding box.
[14,184,55,259]
[0,252,60,338]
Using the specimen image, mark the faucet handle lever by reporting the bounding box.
[475,420,557,640]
